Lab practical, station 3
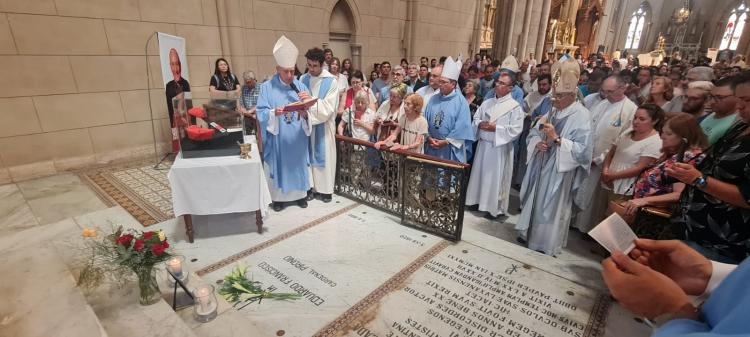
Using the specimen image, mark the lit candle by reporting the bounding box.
[194,286,213,314]
[167,257,183,278]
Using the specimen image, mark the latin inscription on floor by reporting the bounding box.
[345,245,609,337]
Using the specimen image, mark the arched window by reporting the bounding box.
[720,3,749,50]
[625,3,649,50]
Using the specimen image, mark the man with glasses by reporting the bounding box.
[300,47,340,203]
[700,77,738,145]
[466,72,524,219]
[572,75,637,234]
[423,57,474,162]
[379,66,413,104]
[516,57,593,256]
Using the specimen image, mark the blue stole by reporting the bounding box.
[300,74,333,168]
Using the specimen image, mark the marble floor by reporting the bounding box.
[0,173,648,337]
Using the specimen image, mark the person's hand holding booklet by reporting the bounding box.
[282,98,317,112]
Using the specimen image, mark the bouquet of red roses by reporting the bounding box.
[77,226,174,304]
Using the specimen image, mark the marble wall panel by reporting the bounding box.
[119,90,150,122]
[0,13,16,54]
[88,120,154,153]
[0,97,41,137]
[103,20,176,55]
[138,0,203,25]
[293,5,325,33]
[34,92,125,132]
[359,14,381,36]
[70,56,148,92]
[8,14,109,55]
[0,56,77,97]
[380,17,403,39]
[253,1,294,31]
[55,0,140,20]
[0,128,94,166]
[175,24,222,56]
[0,0,56,14]
[186,55,212,85]
[201,0,219,26]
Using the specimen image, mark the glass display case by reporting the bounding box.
[173,91,245,158]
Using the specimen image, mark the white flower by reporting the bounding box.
[158,230,166,242]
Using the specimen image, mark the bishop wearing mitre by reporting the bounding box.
[516,56,593,256]
[256,35,313,211]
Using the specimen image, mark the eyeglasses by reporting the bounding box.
[495,82,512,87]
[708,94,733,101]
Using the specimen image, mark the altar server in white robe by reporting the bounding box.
[516,57,593,256]
[465,72,524,218]
[572,75,636,233]
[257,36,313,211]
[299,48,339,203]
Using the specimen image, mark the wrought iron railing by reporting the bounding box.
[334,135,470,241]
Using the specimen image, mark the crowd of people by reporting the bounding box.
[205,35,750,335]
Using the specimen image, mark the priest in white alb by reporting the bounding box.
[465,71,524,219]
[256,36,313,212]
[299,47,339,203]
[516,56,593,256]
[572,75,636,233]
[415,65,442,113]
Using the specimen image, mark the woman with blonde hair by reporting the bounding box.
[375,82,407,142]
[375,94,428,154]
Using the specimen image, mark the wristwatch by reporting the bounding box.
[692,175,708,189]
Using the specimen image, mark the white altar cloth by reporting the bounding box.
[168,137,271,217]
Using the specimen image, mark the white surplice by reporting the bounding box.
[516,101,593,256]
[572,97,636,232]
[415,85,438,113]
[303,70,340,195]
[465,93,524,216]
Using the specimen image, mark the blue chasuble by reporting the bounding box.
[423,90,475,163]
[654,258,750,336]
[256,74,311,193]
[299,74,332,167]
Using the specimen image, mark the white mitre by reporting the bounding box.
[500,55,520,73]
[273,35,298,68]
[442,56,460,81]
[551,56,580,94]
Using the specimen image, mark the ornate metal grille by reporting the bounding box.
[335,135,469,241]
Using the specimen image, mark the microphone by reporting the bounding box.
[289,82,300,93]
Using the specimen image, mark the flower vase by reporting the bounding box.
[134,265,161,305]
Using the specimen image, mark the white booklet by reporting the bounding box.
[588,213,638,254]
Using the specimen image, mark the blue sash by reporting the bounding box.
[300,74,333,167]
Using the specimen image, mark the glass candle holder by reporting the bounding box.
[193,284,218,322]
[165,255,189,286]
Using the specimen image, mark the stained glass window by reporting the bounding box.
[720,4,749,50]
[625,3,649,50]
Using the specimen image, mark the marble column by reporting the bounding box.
[350,43,362,71]
[519,0,535,59]
[492,0,509,60]
[505,0,518,56]
[534,0,552,62]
